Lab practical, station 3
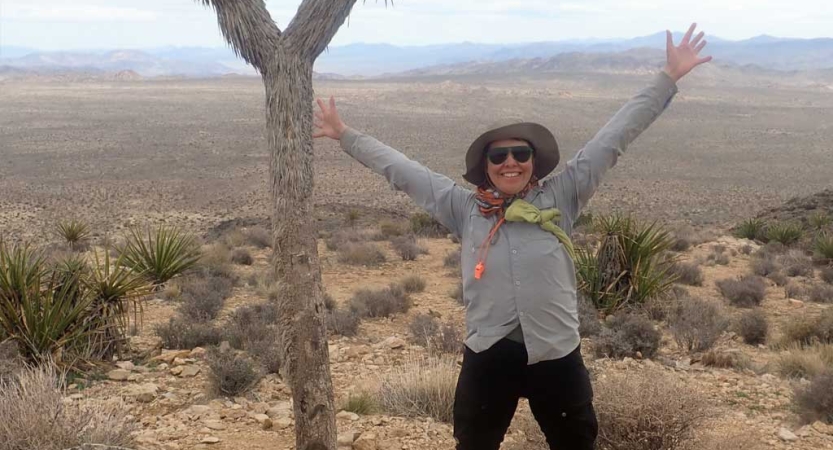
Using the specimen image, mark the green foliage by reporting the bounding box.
[814,232,833,262]
[120,225,201,286]
[734,218,765,240]
[55,220,91,250]
[342,392,379,415]
[576,215,676,314]
[809,211,832,230]
[410,212,447,237]
[765,222,803,246]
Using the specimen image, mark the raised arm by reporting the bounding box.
[314,97,473,236]
[545,23,712,220]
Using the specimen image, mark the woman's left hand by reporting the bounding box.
[663,23,713,82]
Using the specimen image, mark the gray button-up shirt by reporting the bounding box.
[339,72,678,364]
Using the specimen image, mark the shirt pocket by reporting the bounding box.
[466,212,496,255]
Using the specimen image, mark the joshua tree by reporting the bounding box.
[197,1,360,448]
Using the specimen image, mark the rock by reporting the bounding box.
[69,393,84,400]
[219,341,231,353]
[127,373,143,382]
[274,417,293,429]
[190,347,207,358]
[204,420,226,431]
[128,383,159,403]
[201,437,220,444]
[354,433,378,450]
[250,402,270,414]
[107,369,131,381]
[267,403,292,419]
[777,427,799,442]
[179,366,200,378]
[336,411,360,421]
[172,357,188,366]
[788,299,805,307]
[252,413,270,424]
[337,431,357,446]
[115,361,135,371]
[188,405,212,416]
[796,425,813,437]
[151,350,191,364]
[382,337,406,350]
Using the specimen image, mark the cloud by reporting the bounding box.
[4,4,157,22]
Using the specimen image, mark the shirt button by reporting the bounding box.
[514,281,520,286]
[512,249,518,254]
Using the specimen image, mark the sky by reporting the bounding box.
[1,0,831,51]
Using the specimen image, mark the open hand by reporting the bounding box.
[313,96,347,140]
[663,23,713,82]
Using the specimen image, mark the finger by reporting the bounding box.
[314,110,324,121]
[312,130,326,139]
[697,55,713,65]
[313,118,324,128]
[316,98,326,112]
[690,31,705,48]
[666,30,674,49]
[695,40,707,54]
[682,22,696,45]
[329,96,336,110]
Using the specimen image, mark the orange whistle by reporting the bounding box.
[474,261,484,280]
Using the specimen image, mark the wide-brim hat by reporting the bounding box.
[463,119,559,186]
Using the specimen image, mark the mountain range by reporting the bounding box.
[2,32,832,79]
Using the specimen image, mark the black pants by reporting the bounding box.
[453,339,598,450]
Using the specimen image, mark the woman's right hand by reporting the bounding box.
[313,96,348,140]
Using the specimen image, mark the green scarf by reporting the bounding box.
[504,199,575,260]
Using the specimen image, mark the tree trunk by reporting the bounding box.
[265,50,336,450]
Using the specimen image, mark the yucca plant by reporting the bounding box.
[50,253,89,305]
[0,253,94,366]
[0,241,46,304]
[765,222,804,246]
[734,218,765,240]
[576,215,676,315]
[84,250,151,358]
[809,211,832,230]
[815,232,833,263]
[56,219,91,251]
[120,225,201,287]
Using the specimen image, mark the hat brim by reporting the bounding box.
[463,122,559,186]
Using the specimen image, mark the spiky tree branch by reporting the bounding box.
[198,0,281,73]
[284,0,359,60]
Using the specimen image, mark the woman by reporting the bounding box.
[314,24,712,450]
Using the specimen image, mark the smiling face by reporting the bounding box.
[485,138,535,196]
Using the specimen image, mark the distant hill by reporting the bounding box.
[2,32,832,79]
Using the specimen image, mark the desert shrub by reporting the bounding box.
[327,308,361,337]
[391,235,428,261]
[231,248,254,265]
[121,225,202,286]
[197,242,237,282]
[751,258,779,277]
[160,282,182,300]
[0,367,136,450]
[245,226,271,248]
[670,231,692,252]
[400,274,427,293]
[55,219,91,251]
[342,391,378,415]
[809,284,833,303]
[739,244,754,255]
[410,212,448,238]
[409,314,462,354]
[716,276,766,307]
[344,209,361,227]
[378,220,409,239]
[245,336,281,374]
[222,229,247,248]
[323,292,337,311]
[178,274,233,322]
[809,212,832,230]
[349,285,410,318]
[669,297,728,352]
[449,282,464,305]
[576,215,675,315]
[814,233,833,263]
[707,251,730,266]
[736,309,768,345]
[778,250,814,277]
[669,261,704,286]
[155,316,222,349]
[207,348,261,396]
[375,356,457,423]
[443,247,461,269]
[594,369,711,450]
[776,345,833,379]
[779,310,833,347]
[755,242,787,260]
[702,350,751,370]
[768,272,789,286]
[822,267,833,285]
[766,222,803,246]
[325,229,366,251]
[337,242,386,266]
[594,313,661,359]
[735,218,765,240]
[223,302,278,350]
[785,282,807,300]
[578,294,602,337]
[794,371,833,424]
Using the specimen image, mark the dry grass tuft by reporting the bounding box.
[337,242,386,266]
[775,344,833,379]
[736,309,768,346]
[716,276,766,307]
[375,356,457,423]
[669,297,728,353]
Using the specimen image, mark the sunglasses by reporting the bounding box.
[485,146,534,165]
